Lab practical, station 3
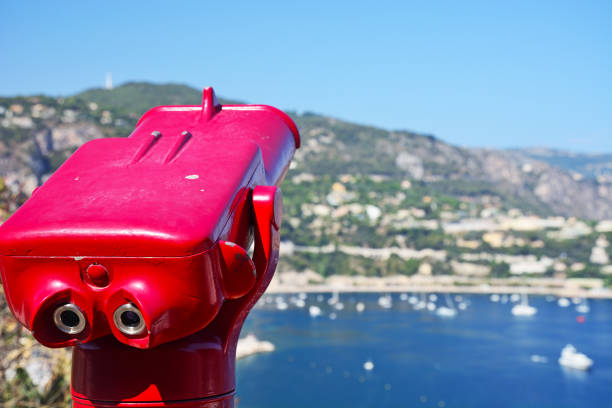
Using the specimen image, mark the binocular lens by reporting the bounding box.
[121,311,140,327]
[113,303,146,335]
[61,310,80,327]
[53,304,86,334]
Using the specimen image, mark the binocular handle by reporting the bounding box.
[211,185,282,353]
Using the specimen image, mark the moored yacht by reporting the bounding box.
[436,293,458,317]
[558,344,593,371]
[512,293,537,316]
[377,294,392,309]
[558,297,571,307]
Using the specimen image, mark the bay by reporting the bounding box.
[237,293,612,408]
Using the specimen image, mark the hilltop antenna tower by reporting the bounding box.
[105,72,113,90]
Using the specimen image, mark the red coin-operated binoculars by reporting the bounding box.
[0,87,300,407]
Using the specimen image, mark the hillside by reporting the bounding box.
[289,114,612,219]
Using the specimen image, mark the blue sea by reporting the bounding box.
[236,293,612,408]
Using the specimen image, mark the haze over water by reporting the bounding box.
[237,293,612,408]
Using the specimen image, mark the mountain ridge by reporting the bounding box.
[506,147,612,182]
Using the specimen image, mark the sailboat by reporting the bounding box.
[436,293,458,317]
[575,299,590,314]
[413,292,427,310]
[309,305,322,317]
[512,293,537,316]
[558,297,571,307]
[377,294,392,309]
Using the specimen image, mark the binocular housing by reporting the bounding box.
[0,87,299,406]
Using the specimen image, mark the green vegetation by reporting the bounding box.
[75,82,240,117]
[282,252,421,278]
[490,262,511,278]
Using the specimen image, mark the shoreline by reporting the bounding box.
[267,284,612,298]
[266,273,612,299]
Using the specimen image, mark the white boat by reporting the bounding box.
[308,305,322,317]
[558,344,593,371]
[292,298,306,308]
[576,305,590,314]
[490,294,500,302]
[576,300,590,314]
[500,295,508,304]
[328,292,340,305]
[512,304,536,316]
[399,293,408,301]
[558,298,571,307]
[378,294,392,309]
[275,296,288,310]
[428,294,438,302]
[355,302,365,313]
[436,294,457,317]
[510,294,521,303]
[457,302,467,311]
[413,293,427,310]
[426,302,437,312]
[512,293,537,316]
[334,302,344,311]
[408,295,419,305]
[436,307,456,317]
[530,354,548,364]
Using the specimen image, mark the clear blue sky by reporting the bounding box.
[1,1,610,153]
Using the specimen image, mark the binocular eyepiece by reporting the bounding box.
[53,303,86,335]
[113,303,146,336]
